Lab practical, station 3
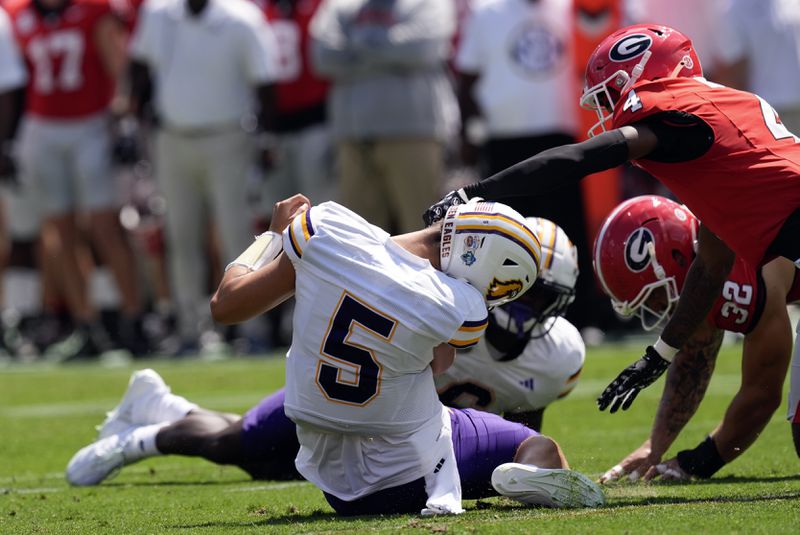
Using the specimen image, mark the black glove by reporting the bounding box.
[111,117,140,165]
[597,345,670,413]
[422,188,471,226]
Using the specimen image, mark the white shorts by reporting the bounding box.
[18,113,116,215]
[788,319,800,423]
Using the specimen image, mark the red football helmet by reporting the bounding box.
[580,24,703,137]
[593,195,698,330]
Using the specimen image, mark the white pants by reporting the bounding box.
[155,126,254,339]
[788,317,800,423]
[18,113,115,215]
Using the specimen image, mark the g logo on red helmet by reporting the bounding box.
[609,34,652,62]
[624,227,654,272]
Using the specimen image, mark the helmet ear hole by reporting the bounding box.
[503,258,519,266]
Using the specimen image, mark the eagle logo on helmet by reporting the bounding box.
[609,34,652,62]
[487,278,524,303]
[625,227,655,272]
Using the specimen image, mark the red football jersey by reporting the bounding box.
[7,0,116,118]
[261,0,328,114]
[612,77,800,267]
[708,257,765,334]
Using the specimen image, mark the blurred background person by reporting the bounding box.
[454,0,595,332]
[0,2,28,358]
[259,0,334,205]
[713,0,800,134]
[310,0,457,234]
[126,0,280,355]
[5,0,147,360]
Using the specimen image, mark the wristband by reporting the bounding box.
[653,337,679,362]
[225,231,282,272]
[676,436,725,479]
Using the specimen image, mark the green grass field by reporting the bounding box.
[2,343,800,534]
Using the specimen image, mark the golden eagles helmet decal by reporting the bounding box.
[440,200,541,306]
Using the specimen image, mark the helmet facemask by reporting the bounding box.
[580,50,652,137]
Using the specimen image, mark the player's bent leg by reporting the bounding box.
[513,434,569,469]
[491,435,605,508]
[448,408,538,499]
[66,423,167,486]
[238,389,302,480]
[447,408,603,508]
[97,369,198,439]
[491,462,605,508]
[154,412,244,464]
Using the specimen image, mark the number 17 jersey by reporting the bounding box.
[6,0,116,118]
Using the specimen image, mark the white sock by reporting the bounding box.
[132,392,198,425]
[122,423,169,463]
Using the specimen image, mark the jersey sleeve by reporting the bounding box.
[447,309,488,349]
[282,206,319,263]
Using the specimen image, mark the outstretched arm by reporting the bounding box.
[423,124,656,225]
[464,125,656,199]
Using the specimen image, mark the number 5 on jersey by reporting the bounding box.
[316,292,397,406]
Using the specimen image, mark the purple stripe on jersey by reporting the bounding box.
[241,389,299,468]
[462,317,489,328]
[288,225,303,258]
[305,209,315,237]
[449,408,538,499]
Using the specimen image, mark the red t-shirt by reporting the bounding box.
[6,0,116,118]
[613,77,800,267]
[261,0,328,114]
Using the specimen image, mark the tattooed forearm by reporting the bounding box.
[651,327,724,448]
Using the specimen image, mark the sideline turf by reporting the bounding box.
[2,344,799,534]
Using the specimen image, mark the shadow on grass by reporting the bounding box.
[168,509,365,530]
[102,478,254,488]
[604,490,800,509]
[676,474,800,485]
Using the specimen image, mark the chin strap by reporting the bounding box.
[620,50,652,95]
[647,241,666,280]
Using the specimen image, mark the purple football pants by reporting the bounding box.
[241,388,537,515]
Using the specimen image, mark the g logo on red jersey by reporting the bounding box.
[609,34,652,62]
[625,228,654,272]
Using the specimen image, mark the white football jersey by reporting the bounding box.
[282,201,488,500]
[435,316,584,415]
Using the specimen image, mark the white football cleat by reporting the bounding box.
[491,463,605,508]
[66,427,138,486]
[96,369,169,439]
